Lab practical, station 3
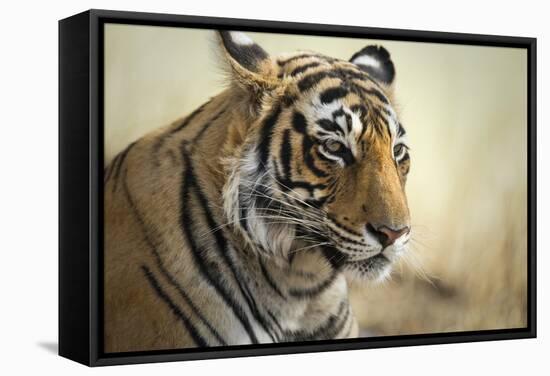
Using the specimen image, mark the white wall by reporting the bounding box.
[0,0,547,375]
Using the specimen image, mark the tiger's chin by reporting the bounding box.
[342,254,394,283]
[338,242,409,284]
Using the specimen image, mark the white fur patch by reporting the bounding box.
[348,111,363,139]
[351,54,381,69]
[386,112,399,138]
[230,31,254,46]
[223,146,297,260]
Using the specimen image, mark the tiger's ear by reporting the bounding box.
[217,31,278,91]
[349,45,395,86]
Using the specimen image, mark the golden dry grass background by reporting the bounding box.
[104,24,528,335]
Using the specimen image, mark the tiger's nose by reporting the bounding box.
[366,224,410,248]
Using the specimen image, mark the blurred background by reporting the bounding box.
[104,24,527,335]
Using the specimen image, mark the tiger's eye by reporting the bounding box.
[325,140,345,154]
[393,144,405,157]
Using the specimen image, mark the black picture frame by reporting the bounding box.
[59,9,537,367]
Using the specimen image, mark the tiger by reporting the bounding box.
[103,30,411,352]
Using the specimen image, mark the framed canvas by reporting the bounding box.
[59,9,537,366]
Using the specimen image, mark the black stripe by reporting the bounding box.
[359,121,368,140]
[349,79,390,106]
[290,62,321,76]
[152,101,210,166]
[188,157,278,343]
[322,244,348,269]
[370,106,392,136]
[317,302,350,340]
[318,302,350,340]
[350,104,368,117]
[328,216,364,237]
[259,258,287,300]
[344,113,353,134]
[297,68,356,92]
[180,153,260,344]
[266,309,285,339]
[280,129,293,178]
[170,100,210,135]
[364,88,389,104]
[281,179,327,193]
[349,101,370,139]
[298,70,333,92]
[121,170,227,346]
[141,265,208,347]
[370,106,386,125]
[288,269,338,298]
[320,86,349,104]
[276,176,327,194]
[397,122,406,137]
[289,301,348,341]
[258,104,283,168]
[381,107,393,117]
[328,107,352,135]
[239,192,249,235]
[328,229,368,248]
[292,111,308,135]
[111,141,136,193]
[303,136,328,178]
[298,67,386,93]
[192,106,227,144]
[272,160,327,195]
[316,119,342,135]
[304,196,328,209]
[338,243,374,255]
[277,54,319,66]
[281,93,298,107]
[331,107,346,119]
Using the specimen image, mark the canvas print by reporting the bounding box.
[103,24,527,353]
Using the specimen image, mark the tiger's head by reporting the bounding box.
[219,31,411,281]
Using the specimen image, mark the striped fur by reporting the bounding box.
[104,31,410,352]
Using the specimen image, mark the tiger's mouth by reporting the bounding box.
[315,241,394,282]
[321,228,409,281]
[318,215,410,280]
[292,215,408,282]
